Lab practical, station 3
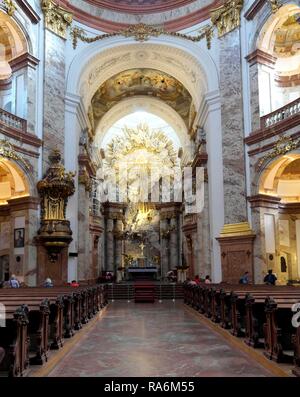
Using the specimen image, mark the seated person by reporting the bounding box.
[204,275,212,284]
[166,270,176,282]
[70,280,80,287]
[239,271,250,285]
[43,278,53,288]
[264,269,277,285]
[194,275,201,285]
[9,275,20,288]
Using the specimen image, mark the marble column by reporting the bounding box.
[169,216,178,270]
[115,218,123,269]
[43,29,66,172]
[106,218,114,272]
[77,183,90,280]
[220,29,247,224]
[160,218,169,278]
[197,178,211,278]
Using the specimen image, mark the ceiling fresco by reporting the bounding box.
[83,0,196,14]
[274,13,300,56]
[90,68,194,130]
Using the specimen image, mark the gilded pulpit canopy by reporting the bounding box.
[36,150,75,262]
[37,150,75,221]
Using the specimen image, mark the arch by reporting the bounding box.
[66,35,219,112]
[0,157,31,204]
[94,96,189,148]
[256,3,300,55]
[258,151,300,201]
[0,10,29,79]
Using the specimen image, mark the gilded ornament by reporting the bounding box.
[258,135,300,168]
[267,0,282,13]
[37,150,75,221]
[78,172,92,192]
[41,0,73,39]
[3,0,17,16]
[0,139,31,169]
[36,150,75,261]
[70,23,214,50]
[210,0,244,37]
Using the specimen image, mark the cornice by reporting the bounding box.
[15,0,41,23]
[248,194,281,209]
[0,123,43,148]
[245,49,277,68]
[247,130,300,157]
[279,202,300,214]
[9,52,40,73]
[78,153,96,177]
[6,196,40,211]
[245,114,300,146]
[244,0,265,20]
[275,73,300,88]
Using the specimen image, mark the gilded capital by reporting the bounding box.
[3,0,17,16]
[210,0,243,38]
[268,0,282,13]
[41,0,73,39]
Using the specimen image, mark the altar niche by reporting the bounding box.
[102,201,182,281]
[123,203,161,281]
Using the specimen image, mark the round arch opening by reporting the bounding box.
[0,157,30,205]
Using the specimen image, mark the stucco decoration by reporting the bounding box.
[90,68,193,130]
[72,42,209,112]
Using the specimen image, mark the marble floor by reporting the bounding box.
[48,301,272,377]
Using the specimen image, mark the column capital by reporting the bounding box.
[9,52,40,73]
[41,0,73,39]
[245,49,277,68]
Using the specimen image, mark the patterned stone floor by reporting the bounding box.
[48,301,272,377]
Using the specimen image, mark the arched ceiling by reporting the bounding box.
[0,11,28,79]
[274,12,300,57]
[60,0,221,31]
[90,68,194,131]
[87,0,195,14]
[95,96,188,148]
[0,158,29,204]
[259,155,300,202]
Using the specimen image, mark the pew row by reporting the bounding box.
[0,284,108,377]
[183,283,300,375]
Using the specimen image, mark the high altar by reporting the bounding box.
[126,241,158,280]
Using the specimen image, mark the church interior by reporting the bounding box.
[1,0,300,380]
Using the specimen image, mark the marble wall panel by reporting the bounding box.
[219,29,247,224]
[43,30,66,172]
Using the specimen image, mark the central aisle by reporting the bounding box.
[48,302,272,377]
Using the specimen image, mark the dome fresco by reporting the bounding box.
[62,0,218,31]
[87,0,195,13]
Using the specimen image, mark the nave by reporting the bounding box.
[35,302,276,378]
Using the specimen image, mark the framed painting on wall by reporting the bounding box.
[14,228,25,248]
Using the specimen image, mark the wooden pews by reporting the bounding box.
[183,282,300,375]
[0,284,108,377]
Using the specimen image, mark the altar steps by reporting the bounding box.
[134,282,155,303]
[107,283,183,301]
